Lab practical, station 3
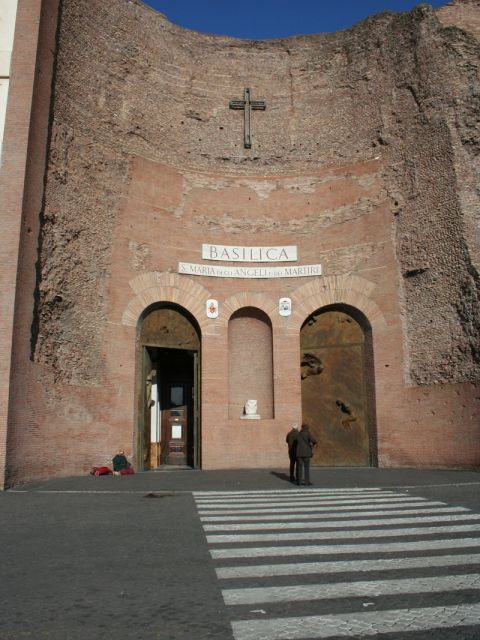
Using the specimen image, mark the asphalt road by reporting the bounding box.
[1,467,480,639]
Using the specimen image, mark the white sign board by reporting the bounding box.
[179,262,321,279]
[202,244,297,263]
[172,424,182,439]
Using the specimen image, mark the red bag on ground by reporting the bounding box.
[119,467,134,475]
[91,466,112,476]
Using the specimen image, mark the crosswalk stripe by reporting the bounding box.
[207,523,480,543]
[230,603,480,639]
[195,491,404,504]
[204,512,480,531]
[198,500,446,515]
[210,536,480,559]
[200,505,468,521]
[215,552,480,579]
[222,572,480,605]
[197,496,429,510]
[194,489,480,639]
[194,488,383,496]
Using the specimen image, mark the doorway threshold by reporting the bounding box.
[148,466,195,472]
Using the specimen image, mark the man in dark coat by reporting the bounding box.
[295,423,317,486]
[285,423,299,483]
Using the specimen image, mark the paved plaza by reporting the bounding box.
[2,467,480,639]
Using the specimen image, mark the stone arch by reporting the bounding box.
[221,292,277,329]
[121,271,210,331]
[124,274,207,471]
[290,274,387,335]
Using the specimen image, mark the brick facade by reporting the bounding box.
[0,0,59,488]
[1,0,479,487]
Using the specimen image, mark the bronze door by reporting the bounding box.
[301,309,370,466]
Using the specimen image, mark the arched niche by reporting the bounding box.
[228,306,274,420]
[300,304,377,466]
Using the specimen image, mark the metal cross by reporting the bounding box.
[229,88,266,149]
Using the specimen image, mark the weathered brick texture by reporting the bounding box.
[1,0,479,485]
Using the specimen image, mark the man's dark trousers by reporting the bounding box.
[289,454,298,482]
[297,456,311,485]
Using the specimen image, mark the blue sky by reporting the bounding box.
[143,0,448,40]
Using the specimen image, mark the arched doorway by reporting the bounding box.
[300,305,377,466]
[138,304,201,469]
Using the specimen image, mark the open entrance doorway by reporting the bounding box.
[138,305,200,470]
[300,305,377,467]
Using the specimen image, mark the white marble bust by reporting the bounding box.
[242,399,260,419]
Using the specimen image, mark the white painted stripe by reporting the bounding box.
[396,481,480,490]
[200,505,468,522]
[197,496,428,510]
[193,487,394,500]
[207,523,480,544]
[223,573,480,605]
[195,491,403,504]
[216,552,480,579]
[198,500,446,515]
[204,512,480,531]
[210,537,480,559]
[193,488,383,496]
[230,603,480,639]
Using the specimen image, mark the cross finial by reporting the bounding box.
[229,88,266,149]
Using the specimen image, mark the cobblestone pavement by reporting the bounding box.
[0,490,233,640]
[2,468,480,639]
[194,486,480,639]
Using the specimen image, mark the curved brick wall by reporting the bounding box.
[4,0,479,484]
[33,0,480,387]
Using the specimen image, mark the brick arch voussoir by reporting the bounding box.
[121,284,208,332]
[290,279,387,333]
[220,292,278,329]
[128,271,211,300]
